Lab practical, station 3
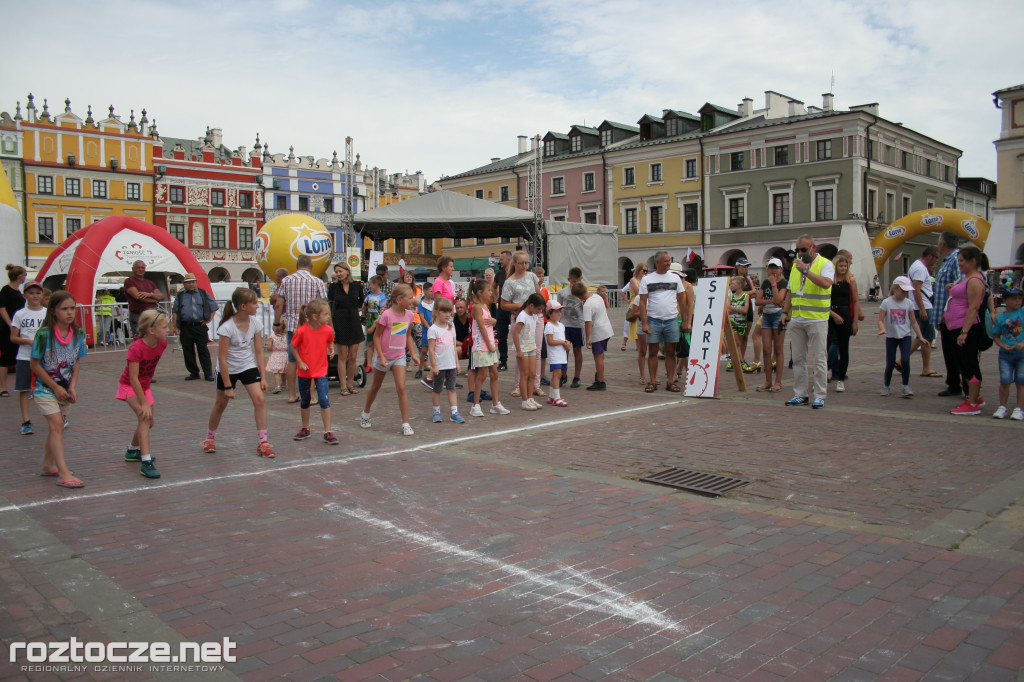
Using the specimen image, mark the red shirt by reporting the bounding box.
[124,276,159,315]
[291,323,334,379]
[119,339,167,389]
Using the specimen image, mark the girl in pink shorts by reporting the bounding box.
[116,309,168,479]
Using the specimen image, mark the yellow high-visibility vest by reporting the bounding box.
[789,256,832,320]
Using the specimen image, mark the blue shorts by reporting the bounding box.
[915,310,935,342]
[549,363,567,372]
[565,326,584,348]
[762,311,784,330]
[645,317,680,344]
[998,350,1024,385]
[591,339,609,355]
[298,375,330,409]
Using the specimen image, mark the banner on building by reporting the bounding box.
[684,277,729,399]
[367,250,384,277]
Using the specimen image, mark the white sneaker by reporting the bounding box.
[993,406,1008,419]
[835,380,845,393]
[402,423,415,436]
[489,403,511,415]
[521,401,539,411]
[360,415,372,429]
[469,404,484,418]
[880,386,890,396]
[902,385,914,398]
[528,398,543,409]
[1011,407,1024,421]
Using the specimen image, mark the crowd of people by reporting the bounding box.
[4,231,1023,490]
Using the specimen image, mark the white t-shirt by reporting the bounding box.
[583,295,613,343]
[216,316,263,374]
[907,259,933,310]
[427,322,457,370]
[515,310,538,352]
[639,271,684,320]
[544,321,568,365]
[11,307,46,361]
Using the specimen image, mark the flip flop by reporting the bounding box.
[769,385,783,392]
[39,470,60,477]
[0,390,9,397]
[348,387,359,394]
[920,371,943,378]
[287,398,300,404]
[756,385,772,392]
[339,387,352,397]
[56,478,84,488]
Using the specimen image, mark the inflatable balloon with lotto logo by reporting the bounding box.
[254,214,334,279]
[870,208,991,272]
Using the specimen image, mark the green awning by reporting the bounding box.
[453,257,492,271]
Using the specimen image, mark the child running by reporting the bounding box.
[878,275,923,398]
[427,297,464,424]
[291,299,338,444]
[117,308,168,479]
[363,276,387,372]
[265,321,288,394]
[513,293,546,410]
[467,279,510,417]
[11,280,46,435]
[361,284,420,435]
[544,300,572,406]
[993,282,1024,420]
[30,291,87,487]
[203,287,275,457]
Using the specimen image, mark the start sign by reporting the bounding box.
[684,277,729,398]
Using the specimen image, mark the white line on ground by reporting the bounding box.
[0,400,684,514]
[323,502,685,634]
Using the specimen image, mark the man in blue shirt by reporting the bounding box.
[171,273,218,381]
[933,232,963,398]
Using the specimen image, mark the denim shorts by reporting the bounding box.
[998,350,1024,385]
[762,311,783,330]
[915,310,936,342]
[298,375,330,409]
[645,317,679,344]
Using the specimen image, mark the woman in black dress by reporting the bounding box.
[328,262,365,396]
[0,264,27,396]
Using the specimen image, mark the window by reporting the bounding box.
[211,189,225,206]
[571,136,581,152]
[773,194,790,224]
[886,192,895,222]
[650,163,662,182]
[500,185,509,201]
[552,177,565,195]
[666,118,678,137]
[701,112,714,131]
[298,196,309,211]
[867,140,874,160]
[211,225,226,248]
[685,159,697,178]
[901,151,911,170]
[584,212,597,224]
[600,129,611,147]
[169,223,185,244]
[683,204,699,231]
[275,195,287,210]
[38,176,53,194]
[774,146,788,166]
[65,178,80,196]
[625,208,637,234]
[816,140,832,160]
[423,238,434,255]
[452,237,462,248]
[815,189,834,221]
[475,189,483,199]
[38,217,54,242]
[93,179,107,198]
[729,198,745,227]
[649,206,663,233]
[925,159,933,177]
[476,237,487,246]
[239,192,253,209]
[902,196,911,217]
[170,186,184,203]
[927,199,935,209]
[583,173,595,192]
[623,167,635,186]
[127,182,141,201]
[553,216,566,221]
[66,218,81,234]
[394,238,406,253]
[544,140,555,157]
[500,236,511,244]
[867,188,877,221]
[239,225,253,249]
[323,198,333,212]
[730,152,744,171]
[942,165,950,182]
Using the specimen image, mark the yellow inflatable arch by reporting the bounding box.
[870,209,990,272]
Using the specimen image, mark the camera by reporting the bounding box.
[800,253,813,265]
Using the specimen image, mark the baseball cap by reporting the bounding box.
[23,280,44,291]
[892,275,914,292]
[735,257,751,267]
[767,258,783,268]
[545,299,564,311]
[183,273,197,282]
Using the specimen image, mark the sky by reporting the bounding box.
[1,0,1020,184]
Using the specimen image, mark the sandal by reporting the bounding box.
[56,477,84,488]
[0,390,8,397]
[639,377,648,385]
[348,387,359,394]
[756,384,772,392]
[511,387,520,397]
[644,382,657,393]
[339,387,352,397]
[769,384,783,392]
[666,381,681,392]
[620,343,627,351]
[920,371,943,378]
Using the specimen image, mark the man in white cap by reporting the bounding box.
[171,273,218,381]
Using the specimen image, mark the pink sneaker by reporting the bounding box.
[293,427,311,440]
[201,438,216,453]
[257,441,276,458]
[951,400,981,416]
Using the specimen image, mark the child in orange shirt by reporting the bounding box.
[291,300,338,444]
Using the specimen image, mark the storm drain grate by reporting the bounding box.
[640,467,751,497]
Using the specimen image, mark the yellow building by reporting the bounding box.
[18,95,155,267]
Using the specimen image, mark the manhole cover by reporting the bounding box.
[641,467,751,497]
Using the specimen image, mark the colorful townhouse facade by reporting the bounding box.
[13,95,156,268]
[153,128,265,283]
[992,83,1024,264]
[0,110,25,225]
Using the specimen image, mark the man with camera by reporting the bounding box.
[783,235,834,409]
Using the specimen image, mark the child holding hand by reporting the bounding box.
[544,300,572,406]
[427,297,464,424]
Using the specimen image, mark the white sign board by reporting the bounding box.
[367,250,384,277]
[684,277,729,398]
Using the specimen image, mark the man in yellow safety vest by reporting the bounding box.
[783,234,834,409]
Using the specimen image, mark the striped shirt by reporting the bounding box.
[933,249,960,326]
[277,269,328,332]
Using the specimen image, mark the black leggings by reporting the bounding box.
[828,319,852,381]
[949,325,983,388]
[884,336,911,387]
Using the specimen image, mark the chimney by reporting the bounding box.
[740,98,753,117]
[491,157,500,163]
[788,100,799,117]
[822,93,834,111]
[208,127,223,148]
[518,135,528,154]
[530,136,537,151]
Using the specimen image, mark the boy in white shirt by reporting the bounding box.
[544,300,572,406]
[572,282,613,391]
[427,297,464,423]
[10,281,47,435]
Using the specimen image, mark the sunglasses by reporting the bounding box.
[796,247,810,253]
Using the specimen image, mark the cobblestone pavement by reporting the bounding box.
[1,303,1021,681]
